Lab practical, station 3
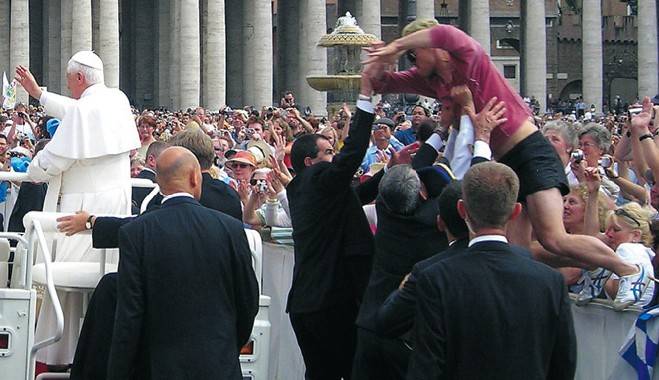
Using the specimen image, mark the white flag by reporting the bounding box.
[2,72,16,110]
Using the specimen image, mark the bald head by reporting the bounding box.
[156,146,203,199]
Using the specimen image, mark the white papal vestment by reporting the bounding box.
[27,83,140,365]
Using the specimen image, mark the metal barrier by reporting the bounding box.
[570,295,659,380]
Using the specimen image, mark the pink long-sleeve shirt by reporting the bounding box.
[373,24,532,149]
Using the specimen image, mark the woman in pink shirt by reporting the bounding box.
[364,19,646,307]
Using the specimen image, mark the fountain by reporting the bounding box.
[306,12,377,114]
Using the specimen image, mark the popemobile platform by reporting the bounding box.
[0,171,658,380]
[0,173,270,380]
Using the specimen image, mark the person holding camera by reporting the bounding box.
[11,104,37,141]
[571,123,620,201]
[242,166,292,229]
[280,91,296,108]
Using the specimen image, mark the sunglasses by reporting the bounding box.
[614,208,641,227]
[230,162,251,169]
[406,50,416,65]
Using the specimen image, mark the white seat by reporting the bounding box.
[31,262,117,291]
[0,238,10,286]
[244,229,263,293]
[240,230,270,380]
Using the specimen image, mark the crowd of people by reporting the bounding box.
[0,17,658,380]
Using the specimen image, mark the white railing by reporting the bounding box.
[26,218,64,356]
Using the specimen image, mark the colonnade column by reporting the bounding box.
[243,0,273,107]
[10,0,30,104]
[469,0,491,54]
[360,0,382,40]
[0,1,10,79]
[203,0,226,110]
[71,0,92,53]
[581,0,603,112]
[169,0,181,109]
[98,0,119,88]
[47,0,62,93]
[523,1,547,113]
[637,0,658,98]
[416,0,434,20]
[157,1,170,107]
[179,0,201,109]
[299,0,327,115]
[61,0,72,95]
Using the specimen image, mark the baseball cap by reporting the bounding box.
[372,118,395,130]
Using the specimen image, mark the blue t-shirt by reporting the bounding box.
[394,129,416,146]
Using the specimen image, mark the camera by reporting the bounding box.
[256,179,268,194]
[571,149,584,163]
[598,155,613,169]
[628,107,643,117]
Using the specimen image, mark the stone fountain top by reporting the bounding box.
[318,12,377,47]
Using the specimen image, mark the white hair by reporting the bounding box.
[66,59,104,85]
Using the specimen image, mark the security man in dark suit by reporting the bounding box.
[375,181,532,340]
[408,162,576,380]
[286,73,384,380]
[372,181,467,345]
[351,163,449,380]
[106,146,258,379]
[130,141,167,213]
[66,130,244,380]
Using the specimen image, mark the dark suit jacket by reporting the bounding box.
[355,148,449,332]
[286,107,378,314]
[131,168,156,214]
[106,196,259,380]
[93,173,242,249]
[375,238,469,338]
[8,182,47,233]
[407,240,576,380]
[376,239,532,338]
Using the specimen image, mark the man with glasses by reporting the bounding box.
[363,19,648,307]
[360,117,403,172]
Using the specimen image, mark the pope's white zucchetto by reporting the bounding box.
[70,51,104,71]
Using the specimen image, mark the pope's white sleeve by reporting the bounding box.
[27,149,76,182]
[40,91,76,120]
[450,115,475,179]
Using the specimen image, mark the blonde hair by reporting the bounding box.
[606,202,654,247]
[317,127,339,149]
[569,185,611,232]
[402,19,439,37]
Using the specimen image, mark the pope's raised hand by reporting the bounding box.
[14,65,42,100]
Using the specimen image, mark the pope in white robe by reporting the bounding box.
[15,51,140,366]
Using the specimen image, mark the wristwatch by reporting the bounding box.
[85,215,94,230]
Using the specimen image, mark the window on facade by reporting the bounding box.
[496,39,514,50]
[503,65,516,79]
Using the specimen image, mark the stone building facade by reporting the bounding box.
[0,0,656,114]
